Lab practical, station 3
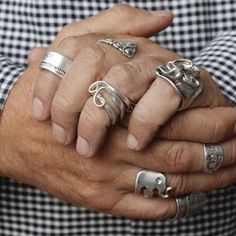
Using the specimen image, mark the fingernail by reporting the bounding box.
[127,133,139,150]
[32,98,44,119]
[150,10,172,17]
[52,123,66,144]
[76,136,90,157]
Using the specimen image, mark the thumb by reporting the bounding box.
[52,4,173,47]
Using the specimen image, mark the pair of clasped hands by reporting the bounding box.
[2,4,236,219]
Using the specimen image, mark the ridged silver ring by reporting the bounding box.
[173,192,207,219]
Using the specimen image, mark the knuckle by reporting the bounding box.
[81,101,109,128]
[109,63,136,90]
[60,23,74,35]
[111,3,132,18]
[51,95,74,121]
[172,174,188,196]
[79,44,105,65]
[166,144,190,172]
[132,108,152,130]
[154,204,173,220]
[210,116,228,142]
[229,140,236,165]
[216,173,229,189]
[158,78,179,102]
[58,35,78,50]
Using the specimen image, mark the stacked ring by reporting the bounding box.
[88,81,135,125]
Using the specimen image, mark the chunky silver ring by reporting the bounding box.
[97,39,137,58]
[173,192,207,219]
[203,143,224,173]
[135,170,174,198]
[155,59,203,111]
[88,81,134,125]
[40,51,72,79]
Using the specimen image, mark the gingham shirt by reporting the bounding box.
[0,1,236,236]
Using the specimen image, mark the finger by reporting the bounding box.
[51,38,132,145]
[158,107,236,143]
[32,35,101,122]
[52,4,173,47]
[166,163,236,197]
[107,166,176,219]
[118,136,236,174]
[28,47,48,65]
[127,75,181,150]
[76,52,170,157]
[112,193,176,220]
[191,68,228,108]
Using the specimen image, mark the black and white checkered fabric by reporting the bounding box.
[0,0,235,235]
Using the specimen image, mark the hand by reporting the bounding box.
[0,65,236,219]
[32,32,228,158]
[1,63,236,219]
[50,4,173,48]
[0,63,177,220]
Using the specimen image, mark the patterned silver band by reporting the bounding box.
[40,51,72,79]
[173,192,207,219]
[135,170,174,198]
[97,39,137,58]
[203,143,224,173]
[155,59,203,110]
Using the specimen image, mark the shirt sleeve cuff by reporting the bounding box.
[0,56,25,112]
[193,31,236,106]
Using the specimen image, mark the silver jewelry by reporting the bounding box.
[97,39,137,58]
[135,170,174,198]
[173,192,207,219]
[88,81,134,125]
[40,51,72,79]
[155,59,203,110]
[203,143,224,173]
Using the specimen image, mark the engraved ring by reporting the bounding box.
[97,39,137,58]
[155,59,203,111]
[135,170,174,198]
[40,51,72,79]
[203,143,224,173]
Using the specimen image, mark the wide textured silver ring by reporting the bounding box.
[40,51,72,79]
[173,192,207,219]
[97,39,137,58]
[88,81,134,125]
[203,143,224,173]
[155,59,203,111]
[135,170,174,198]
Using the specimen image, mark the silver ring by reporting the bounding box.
[40,51,72,79]
[88,81,134,125]
[155,59,203,110]
[203,143,224,173]
[97,39,137,58]
[135,170,174,198]
[173,192,207,219]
